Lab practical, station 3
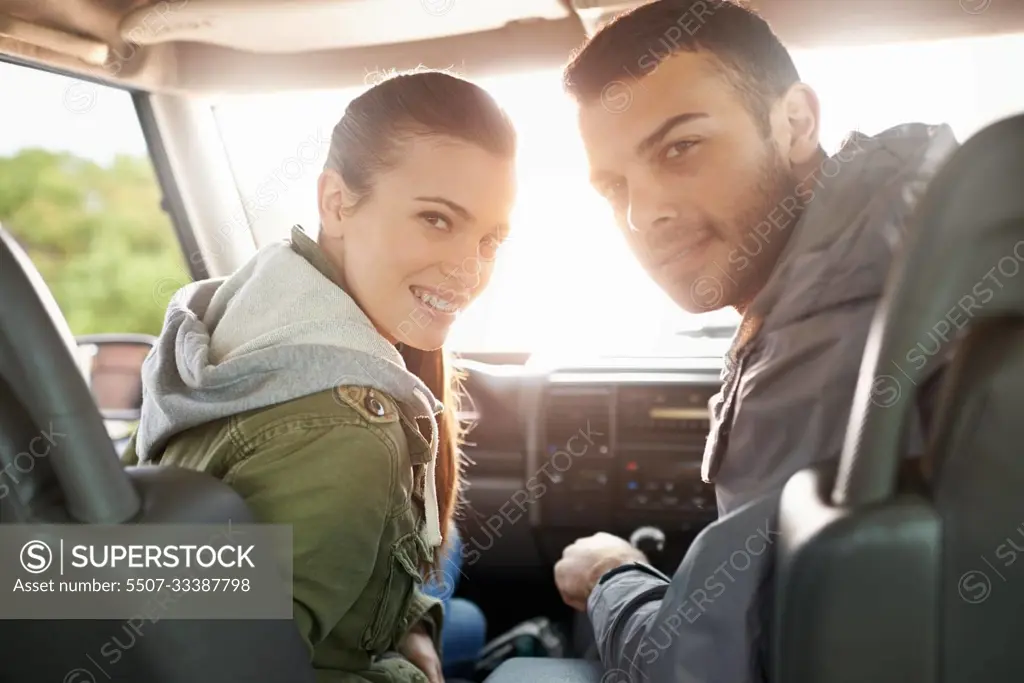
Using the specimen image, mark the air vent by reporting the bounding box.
[542,388,611,456]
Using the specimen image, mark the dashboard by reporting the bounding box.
[455,357,723,576]
[100,351,725,578]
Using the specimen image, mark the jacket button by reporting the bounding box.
[365,392,385,417]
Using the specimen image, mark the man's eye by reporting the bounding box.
[421,212,452,231]
[597,179,627,203]
[663,140,698,160]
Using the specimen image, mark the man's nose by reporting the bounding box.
[626,180,679,236]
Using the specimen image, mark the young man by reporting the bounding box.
[552,1,957,681]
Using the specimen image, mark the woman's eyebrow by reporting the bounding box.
[415,196,474,222]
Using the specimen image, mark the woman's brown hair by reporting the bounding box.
[323,70,515,567]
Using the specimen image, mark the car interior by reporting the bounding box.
[1,1,1023,681]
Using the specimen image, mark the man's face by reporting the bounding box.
[578,51,801,313]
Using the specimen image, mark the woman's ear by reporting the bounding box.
[318,168,349,239]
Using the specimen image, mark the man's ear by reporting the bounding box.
[777,82,821,167]
[318,168,349,238]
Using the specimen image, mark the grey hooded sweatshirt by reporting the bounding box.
[134,226,446,548]
[587,123,960,683]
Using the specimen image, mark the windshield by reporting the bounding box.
[212,33,1024,357]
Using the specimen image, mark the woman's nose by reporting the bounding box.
[440,260,483,295]
[442,238,492,291]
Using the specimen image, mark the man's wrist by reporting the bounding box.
[587,549,648,588]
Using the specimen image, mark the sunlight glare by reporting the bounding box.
[212,32,1024,357]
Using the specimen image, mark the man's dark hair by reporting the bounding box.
[563,0,801,134]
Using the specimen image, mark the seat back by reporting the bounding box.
[932,318,1024,682]
[774,113,1024,683]
[0,227,315,682]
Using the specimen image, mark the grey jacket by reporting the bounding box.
[588,123,960,683]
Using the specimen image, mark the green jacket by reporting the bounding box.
[121,383,444,683]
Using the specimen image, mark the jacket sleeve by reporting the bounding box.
[119,431,139,466]
[408,588,444,652]
[222,420,396,655]
[588,492,781,683]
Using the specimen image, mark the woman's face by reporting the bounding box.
[318,135,517,350]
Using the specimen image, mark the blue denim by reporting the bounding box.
[422,532,486,676]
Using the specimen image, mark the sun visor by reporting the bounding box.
[0,12,109,65]
[119,0,571,54]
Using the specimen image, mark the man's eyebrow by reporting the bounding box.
[415,196,474,221]
[636,112,709,155]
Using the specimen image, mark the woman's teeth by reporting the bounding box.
[413,288,459,313]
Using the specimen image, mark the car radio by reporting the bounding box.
[535,381,719,533]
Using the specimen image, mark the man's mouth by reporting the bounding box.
[649,230,714,270]
[410,286,464,315]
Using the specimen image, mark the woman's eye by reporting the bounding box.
[421,212,452,231]
[664,140,697,160]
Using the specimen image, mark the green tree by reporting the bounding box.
[0,149,188,336]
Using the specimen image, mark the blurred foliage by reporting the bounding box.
[0,149,188,336]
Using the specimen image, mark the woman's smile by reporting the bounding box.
[410,285,462,317]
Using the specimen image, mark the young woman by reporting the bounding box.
[422,528,488,678]
[121,70,518,683]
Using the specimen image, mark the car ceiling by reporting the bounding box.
[1,0,1023,95]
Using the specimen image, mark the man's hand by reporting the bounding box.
[554,532,647,611]
[398,622,444,683]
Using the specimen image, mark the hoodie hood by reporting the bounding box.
[728,122,960,363]
[136,226,446,547]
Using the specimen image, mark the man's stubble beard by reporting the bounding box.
[724,144,804,313]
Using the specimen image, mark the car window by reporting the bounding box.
[0,62,187,337]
